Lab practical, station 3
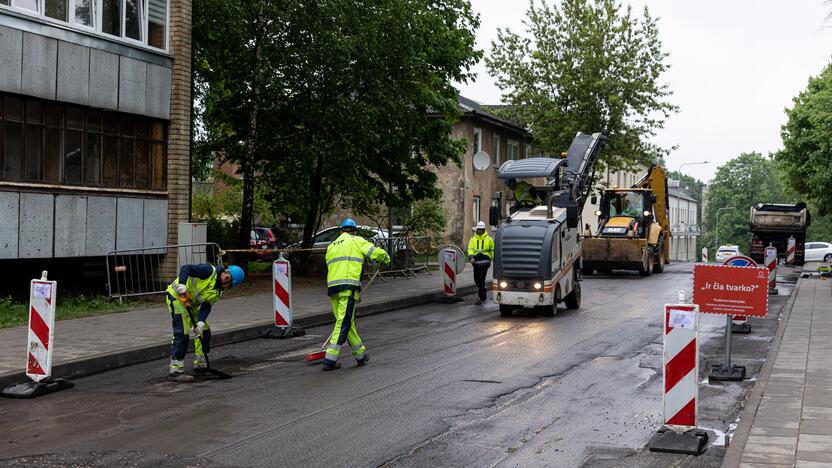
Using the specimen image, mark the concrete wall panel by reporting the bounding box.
[142,199,167,248]
[21,32,57,100]
[56,41,90,106]
[0,192,20,259]
[86,196,116,256]
[145,63,171,119]
[118,56,147,115]
[19,193,54,258]
[54,195,88,257]
[89,49,119,110]
[116,198,144,250]
[0,25,23,95]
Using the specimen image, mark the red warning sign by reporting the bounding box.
[693,264,769,317]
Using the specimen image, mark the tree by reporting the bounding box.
[777,63,832,215]
[486,0,677,178]
[700,153,791,253]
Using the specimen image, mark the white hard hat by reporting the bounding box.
[476,221,486,230]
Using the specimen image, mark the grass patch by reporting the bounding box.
[0,293,137,329]
[248,261,272,274]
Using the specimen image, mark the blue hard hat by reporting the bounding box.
[340,218,357,229]
[227,265,245,288]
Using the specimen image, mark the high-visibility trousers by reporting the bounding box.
[166,294,211,365]
[323,289,367,365]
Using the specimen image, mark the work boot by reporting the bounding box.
[356,352,370,367]
[475,298,482,305]
[193,358,208,373]
[322,362,341,372]
[168,370,193,382]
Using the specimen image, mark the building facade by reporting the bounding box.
[668,184,700,261]
[0,0,190,279]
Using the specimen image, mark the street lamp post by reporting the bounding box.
[677,161,710,175]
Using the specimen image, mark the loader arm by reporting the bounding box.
[633,164,670,236]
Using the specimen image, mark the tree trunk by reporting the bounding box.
[302,151,325,249]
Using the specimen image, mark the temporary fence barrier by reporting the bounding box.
[106,243,223,300]
[1,271,73,399]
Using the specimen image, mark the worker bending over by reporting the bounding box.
[467,221,495,305]
[166,263,244,381]
[323,218,390,371]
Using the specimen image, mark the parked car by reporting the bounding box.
[715,245,741,263]
[804,242,832,262]
[290,225,389,250]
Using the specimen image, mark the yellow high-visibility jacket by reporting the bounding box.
[467,232,495,260]
[326,232,390,296]
[166,264,222,321]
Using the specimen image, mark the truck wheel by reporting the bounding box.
[564,281,581,309]
[640,254,653,277]
[499,305,514,316]
[653,248,665,274]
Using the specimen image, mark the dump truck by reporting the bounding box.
[581,164,670,276]
[749,203,810,266]
[490,132,607,316]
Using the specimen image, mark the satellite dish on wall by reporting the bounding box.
[473,151,491,171]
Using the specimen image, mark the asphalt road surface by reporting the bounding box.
[0,263,795,467]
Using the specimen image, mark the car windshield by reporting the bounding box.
[607,192,644,217]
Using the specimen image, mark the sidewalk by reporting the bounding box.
[723,276,832,467]
[0,268,480,387]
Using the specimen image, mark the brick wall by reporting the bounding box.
[163,0,193,279]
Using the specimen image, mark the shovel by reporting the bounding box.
[306,265,382,364]
[180,293,232,380]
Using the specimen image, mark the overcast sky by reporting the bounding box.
[458,0,832,182]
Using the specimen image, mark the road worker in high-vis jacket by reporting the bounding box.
[467,221,495,305]
[322,218,390,371]
[166,263,245,381]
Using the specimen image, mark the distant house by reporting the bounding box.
[668,184,700,261]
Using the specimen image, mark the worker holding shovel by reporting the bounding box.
[321,218,390,371]
[166,263,244,381]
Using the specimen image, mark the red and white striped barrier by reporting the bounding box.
[662,304,699,427]
[1,271,73,398]
[765,246,777,294]
[786,236,796,265]
[443,249,457,296]
[701,247,708,263]
[263,253,305,339]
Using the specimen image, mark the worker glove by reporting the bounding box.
[174,283,187,297]
[192,321,205,337]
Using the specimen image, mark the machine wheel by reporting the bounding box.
[653,245,666,274]
[825,254,832,262]
[639,252,654,277]
[499,305,515,316]
[564,281,581,310]
[582,266,595,276]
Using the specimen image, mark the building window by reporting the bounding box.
[507,139,519,161]
[0,93,167,191]
[0,0,168,50]
[472,196,480,223]
[472,128,482,155]
[491,133,500,167]
[525,144,530,159]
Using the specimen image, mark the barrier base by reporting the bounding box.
[647,427,709,455]
[263,325,306,339]
[709,364,746,382]
[436,295,463,304]
[731,322,752,334]
[768,288,778,295]
[1,378,74,399]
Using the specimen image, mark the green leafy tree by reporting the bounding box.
[701,153,792,253]
[486,0,677,178]
[777,63,832,215]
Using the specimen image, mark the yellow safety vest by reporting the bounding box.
[166,266,222,308]
[467,232,495,259]
[326,233,390,295]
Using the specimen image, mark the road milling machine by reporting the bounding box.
[490,132,607,316]
[581,164,670,276]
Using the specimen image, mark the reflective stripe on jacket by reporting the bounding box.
[326,232,390,296]
[467,232,495,259]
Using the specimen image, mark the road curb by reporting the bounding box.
[0,284,477,390]
[719,276,803,468]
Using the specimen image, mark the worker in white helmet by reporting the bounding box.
[466,221,495,305]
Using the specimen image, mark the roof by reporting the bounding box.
[457,96,531,138]
[669,187,698,203]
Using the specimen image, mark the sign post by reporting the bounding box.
[723,256,758,334]
[693,259,768,382]
[2,271,73,398]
